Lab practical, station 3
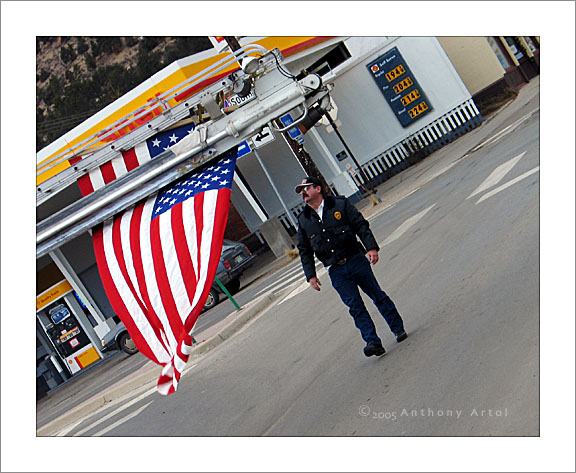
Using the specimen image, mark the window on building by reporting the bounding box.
[487,36,511,70]
[504,36,525,61]
[524,36,538,53]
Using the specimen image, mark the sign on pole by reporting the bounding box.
[251,126,276,148]
[280,113,305,144]
[236,140,252,158]
[367,47,433,127]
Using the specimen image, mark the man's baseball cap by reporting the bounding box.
[294,176,322,193]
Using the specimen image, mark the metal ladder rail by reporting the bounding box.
[36,46,269,205]
[36,44,267,178]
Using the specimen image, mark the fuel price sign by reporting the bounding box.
[367,47,432,127]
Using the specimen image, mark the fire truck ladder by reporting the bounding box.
[36,46,331,258]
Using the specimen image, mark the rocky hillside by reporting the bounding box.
[36,36,213,151]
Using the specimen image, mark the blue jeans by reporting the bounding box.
[328,252,404,345]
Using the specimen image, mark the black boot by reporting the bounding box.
[364,342,386,357]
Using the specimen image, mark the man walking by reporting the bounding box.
[295,177,407,357]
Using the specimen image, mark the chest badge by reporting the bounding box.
[334,211,342,220]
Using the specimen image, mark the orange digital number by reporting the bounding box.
[385,64,406,82]
[393,76,414,94]
[400,89,421,106]
[408,101,429,119]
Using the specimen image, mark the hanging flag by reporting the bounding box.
[70,122,198,197]
[92,147,238,395]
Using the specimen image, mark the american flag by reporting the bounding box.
[72,123,197,196]
[92,147,238,395]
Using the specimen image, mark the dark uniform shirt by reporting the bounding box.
[297,195,379,281]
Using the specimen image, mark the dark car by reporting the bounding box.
[100,239,256,354]
[202,239,256,311]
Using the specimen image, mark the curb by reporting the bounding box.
[37,289,286,436]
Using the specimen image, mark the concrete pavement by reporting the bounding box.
[36,76,540,436]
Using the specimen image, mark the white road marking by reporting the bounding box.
[254,276,298,297]
[91,401,153,437]
[278,266,328,305]
[254,263,321,297]
[379,204,436,247]
[476,166,539,204]
[267,264,303,283]
[68,386,156,437]
[467,152,526,199]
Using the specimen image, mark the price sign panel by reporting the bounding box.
[367,47,432,127]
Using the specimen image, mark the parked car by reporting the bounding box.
[202,239,256,311]
[100,239,256,354]
[100,320,138,355]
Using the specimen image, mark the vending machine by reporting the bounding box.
[36,280,101,376]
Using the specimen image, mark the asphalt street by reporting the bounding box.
[51,86,542,440]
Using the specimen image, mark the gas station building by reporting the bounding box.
[35,36,540,397]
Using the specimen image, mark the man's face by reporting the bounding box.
[301,184,322,204]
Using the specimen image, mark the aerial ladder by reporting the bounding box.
[36,44,333,259]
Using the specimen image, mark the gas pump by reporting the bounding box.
[36,280,101,376]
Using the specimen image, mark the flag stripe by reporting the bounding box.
[94,223,166,364]
[128,202,171,354]
[134,142,152,166]
[189,192,216,312]
[150,217,185,343]
[158,208,191,321]
[182,193,200,283]
[186,189,229,334]
[89,167,105,191]
[194,194,205,284]
[111,153,128,178]
[169,205,199,316]
[100,161,116,185]
[77,173,94,196]
[119,207,141,302]
[139,199,179,350]
[122,148,140,172]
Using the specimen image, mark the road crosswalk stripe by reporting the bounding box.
[253,262,321,297]
[92,401,153,437]
[68,385,155,436]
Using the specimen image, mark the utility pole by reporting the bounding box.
[274,117,332,196]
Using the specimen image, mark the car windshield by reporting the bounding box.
[221,240,237,252]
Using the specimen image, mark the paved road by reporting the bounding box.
[58,103,540,440]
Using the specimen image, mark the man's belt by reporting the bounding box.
[334,251,361,265]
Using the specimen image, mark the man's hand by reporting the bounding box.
[308,276,322,291]
[366,249,379,265]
